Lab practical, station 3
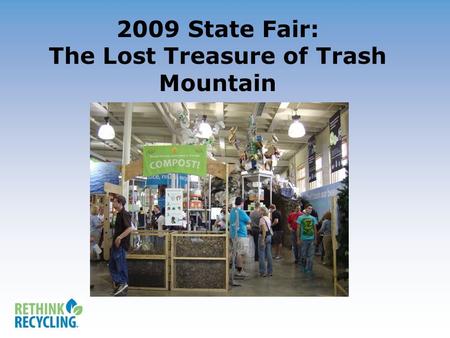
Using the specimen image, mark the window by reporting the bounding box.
[309,156,323,189]
[331,140,348,183]
[296,165,306,193]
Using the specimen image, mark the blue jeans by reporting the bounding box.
[301,239,315,273]
[109,246,128,285]
[290,230,299,262]
[258,234,273,275]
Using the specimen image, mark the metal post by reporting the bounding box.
[258,174,261,204]
[187,175,190,231]
[171,134,176,188]
[241,175,244,202]
[225,164,230,289]
[208,174,212,230]
[121,103,133,201]
[270,175,273,205]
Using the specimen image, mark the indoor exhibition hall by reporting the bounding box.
[89,102,349,296]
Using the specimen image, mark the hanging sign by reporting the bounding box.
[143,145,207,177]
[308,136,316,183]
[329,111,343,173]
[146,174,188,188]
[165,188,184,226]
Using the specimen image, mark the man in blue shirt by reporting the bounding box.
[297,203,318,274]
[229,197,251,277]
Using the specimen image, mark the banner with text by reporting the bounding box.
[329,111,343,173]
[308,136,316,183]
[143,145,207,177]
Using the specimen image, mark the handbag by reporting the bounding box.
[263,217,273,236]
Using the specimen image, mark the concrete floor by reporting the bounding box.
[91,247,344,297]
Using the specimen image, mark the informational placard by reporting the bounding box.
[143,145,207,177]
[329,111,343,173]
[308,136,316,183]
[165,188,184,226]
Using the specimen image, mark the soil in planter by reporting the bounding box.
[128,259,166,288]
[174,260,226,289]
[174,236,226,258]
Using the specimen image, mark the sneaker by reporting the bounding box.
[274,256,282,260]
[235,270,250,277]
[259,273,267,277]
[111,285,120,296]
[114,284,129,296]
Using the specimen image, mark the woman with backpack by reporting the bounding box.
[258,207,273,277]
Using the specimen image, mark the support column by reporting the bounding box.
[121,103,133,201]
[171,134,176,188]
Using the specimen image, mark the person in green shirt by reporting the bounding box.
[296,204,318,273]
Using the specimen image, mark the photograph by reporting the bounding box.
[89,102,349,296]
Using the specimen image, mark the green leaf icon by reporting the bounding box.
[73,305,83,316]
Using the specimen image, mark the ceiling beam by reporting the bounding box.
[218,130,309,144]
[112,126,171,136]
[214,156,288,167]
[90,151,107,161]
[90,113,141,157]
[108,113,143,154]
[267,103,282,132]
[153,102,181,143]
[254,103,265,117]
[214,102,226,158]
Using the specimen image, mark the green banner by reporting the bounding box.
[143,144,207,177]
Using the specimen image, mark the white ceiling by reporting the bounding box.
[90,102,348,174]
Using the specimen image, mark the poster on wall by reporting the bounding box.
[165,188,184,226]
[308,136,316,183]
[329,111,343,173]
[143,144,207,177]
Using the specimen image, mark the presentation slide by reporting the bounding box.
[1,0,449,337]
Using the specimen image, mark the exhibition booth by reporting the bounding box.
[90,102,349,295]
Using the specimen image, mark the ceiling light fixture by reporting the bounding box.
[98,117,115,140]
[288,113,305,138]
[197,115,213,139]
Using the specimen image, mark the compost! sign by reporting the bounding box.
[143,145,207,176]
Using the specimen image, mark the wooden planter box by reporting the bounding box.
[127,231,170,291]
[171,232,228,292]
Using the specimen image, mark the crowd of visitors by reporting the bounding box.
[91,193,333,295]
[228,197,333,282]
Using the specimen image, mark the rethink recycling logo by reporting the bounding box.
[14,298,82,329]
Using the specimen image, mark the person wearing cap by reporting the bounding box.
[229,197,252,277]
